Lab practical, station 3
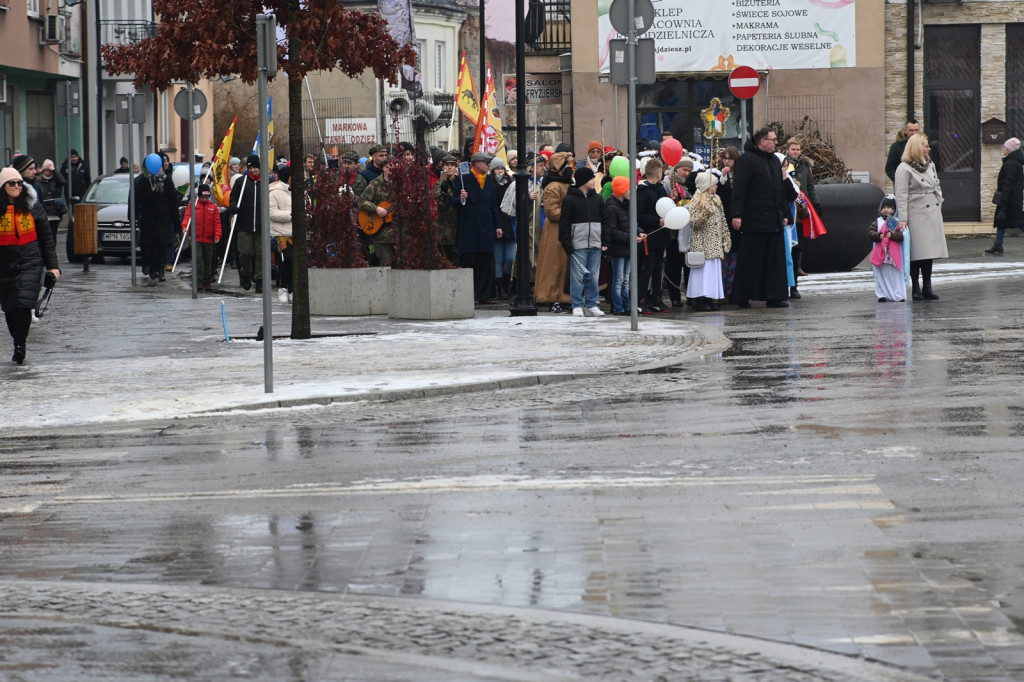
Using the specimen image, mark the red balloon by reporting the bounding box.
[661,138,683,167]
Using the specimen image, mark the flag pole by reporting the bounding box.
[304,76,329,165]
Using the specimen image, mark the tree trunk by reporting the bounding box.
[288,13,311,339]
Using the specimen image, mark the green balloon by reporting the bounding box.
[609,156,629,178]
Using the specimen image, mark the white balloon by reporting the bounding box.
[664,205,690,231]
[656,196,676,219]
[171,165,191,193]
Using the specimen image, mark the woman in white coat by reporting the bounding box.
[894,133,947,300]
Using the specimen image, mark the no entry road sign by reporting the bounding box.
[729,66,761,100]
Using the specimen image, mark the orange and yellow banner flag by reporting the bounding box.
[472,63,506,162]
[455,51,480,124]
[210,116,237,208]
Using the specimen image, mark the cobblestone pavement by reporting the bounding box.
[0,581,932,681]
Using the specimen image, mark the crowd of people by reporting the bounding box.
[3,115,982,363]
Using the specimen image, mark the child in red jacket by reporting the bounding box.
[182,183,222,291]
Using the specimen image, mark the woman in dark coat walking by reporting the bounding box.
[986,137,1024,254]
[135,163,180,282]
[0,167,60,364]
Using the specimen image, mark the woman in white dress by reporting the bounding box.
[683,169,732,311]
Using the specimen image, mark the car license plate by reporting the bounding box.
[102,232,131,241]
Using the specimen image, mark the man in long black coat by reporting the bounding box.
[135,166,180,283]
[730,127,797,308]
[454,152,503,303]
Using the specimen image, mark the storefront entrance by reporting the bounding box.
[636,76,750,163]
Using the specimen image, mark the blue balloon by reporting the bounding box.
[358,157,367,165]
[144,153,162,175]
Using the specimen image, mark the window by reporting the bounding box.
[1007,25,1024,141]
[636,77,749,161]
[158,90,169,147]
[26,0,39,17]
[435,41,445,91]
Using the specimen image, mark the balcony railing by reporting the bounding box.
[527,0,570,55]
[100,20,157,48]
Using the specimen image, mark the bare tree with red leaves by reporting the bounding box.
[103,0,416,339]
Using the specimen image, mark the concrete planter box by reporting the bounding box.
[388,268,475,320]
[309,267,389,316]
[803,182,885,272]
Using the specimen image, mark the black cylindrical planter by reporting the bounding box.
[802,182,885,273]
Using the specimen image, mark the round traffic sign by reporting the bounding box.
[608,0,655,37]
[728,66,761,100]
[173,87,208,121]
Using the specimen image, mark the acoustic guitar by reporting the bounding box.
[358,201,392,235]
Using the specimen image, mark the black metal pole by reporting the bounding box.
[907,0,915,121]
[479,0,486,113]
[510,0,536,316]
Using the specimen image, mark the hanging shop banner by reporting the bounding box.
[503,74,562,105]
[324,118,380,146]
[597,0,857,73]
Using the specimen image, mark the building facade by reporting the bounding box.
[87,0,214,175]
[0,0,84,167]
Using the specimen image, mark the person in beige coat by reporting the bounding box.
[894,133,947,301]
[534,151,575,311]
[268,166,294,303]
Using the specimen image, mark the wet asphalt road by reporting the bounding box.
[2,236,1024,680]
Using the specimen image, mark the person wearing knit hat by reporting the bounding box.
[554,142,574,155]
[228,151,266,291]
[666,158,695,308]
[490,156,516,299]
[988,137,1024,255]
[0,167,61,364]
[604,175,633,314]
[11,154,36,182]
[35,159,67,246]
[584,140,604,174]
[114,157,131,174]
[685,168,731,312]
[612,175,630,197]
[869,194,906,302]
[506,149,518,170]
[573,166,595,188]
[184,180,222,292]
[560,158,605,316]
[60,149,91,203]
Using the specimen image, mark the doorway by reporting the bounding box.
[923,25,980,222]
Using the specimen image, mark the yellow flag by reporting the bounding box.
[472,63,506,162]
[211,116,237,208]
[455,51,480,123]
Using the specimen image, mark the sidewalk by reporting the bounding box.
[0,264,729,431]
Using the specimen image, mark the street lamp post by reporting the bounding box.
[510,0,537,316]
